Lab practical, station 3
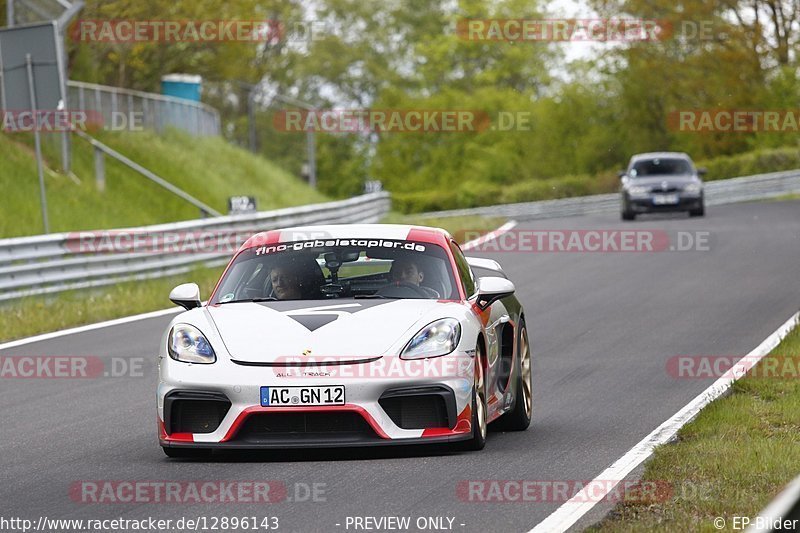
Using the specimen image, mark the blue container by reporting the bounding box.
[161,74,202,102]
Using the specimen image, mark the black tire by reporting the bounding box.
[689,201,705,217]
[497,321,532,431]
[621,196,636,221]
[463,343,487,451]
[162,447,213,459]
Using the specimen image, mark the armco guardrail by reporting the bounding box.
[0,192,390,302]
[418,169,800,220]
[67,80,221,137]
[746,475,800,532]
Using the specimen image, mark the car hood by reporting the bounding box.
[628,175,699,189]
[206,299,451,363]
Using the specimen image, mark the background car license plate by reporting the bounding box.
[653,194,679,205]
[260,386,345,407]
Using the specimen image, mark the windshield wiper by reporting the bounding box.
[218,297,278,304]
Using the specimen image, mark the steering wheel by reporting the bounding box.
[376,281,437,299]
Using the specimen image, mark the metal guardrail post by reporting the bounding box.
[26,53,49,234]
[142,97,149,129]
[94,86,100,116]
[93,145,105,192]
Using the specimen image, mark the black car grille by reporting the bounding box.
[649,186,681,193]
[234,412,379,443]
[166,391,231,434]
[379,391,452,430]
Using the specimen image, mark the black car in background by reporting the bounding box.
[619,152,706,220]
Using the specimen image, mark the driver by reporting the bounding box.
[383,256,440,298]
[389,256,425,286]
[270,266,302,300]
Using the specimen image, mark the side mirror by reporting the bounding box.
[617,170,627,179]
[696,167,707,176]
[170,283,201,310]
[474,276,515,311]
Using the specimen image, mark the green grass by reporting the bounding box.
[590,320,800,532]
[763,193,800,202]
[0,128,328,237]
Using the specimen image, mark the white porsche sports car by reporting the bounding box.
[157,224,531,457]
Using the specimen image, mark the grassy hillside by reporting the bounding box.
[0,129,328,237]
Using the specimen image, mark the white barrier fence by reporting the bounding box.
[418,170,800,220]
[0,192,390,302]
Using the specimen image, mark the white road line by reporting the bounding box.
[461,220,518,251]
[528,310,800,533]
[0,306,181,351]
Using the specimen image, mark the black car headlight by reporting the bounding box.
[168,324,216,364]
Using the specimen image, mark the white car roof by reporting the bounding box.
[629,152,692,163]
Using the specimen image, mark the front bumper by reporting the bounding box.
[627,193,703,213]
[157,354,475,449]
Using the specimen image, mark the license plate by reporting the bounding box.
[260,386,345,407]
[653,194,679,205]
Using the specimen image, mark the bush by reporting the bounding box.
[699,145,800,181]
[391,145,800,214]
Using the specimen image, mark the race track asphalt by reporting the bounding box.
[1,200,798,533]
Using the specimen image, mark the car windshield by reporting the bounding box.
[631,158,692,177]
[211,238,458,303]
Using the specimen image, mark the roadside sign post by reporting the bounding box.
[0,21,71,234]
[25,52,49,233]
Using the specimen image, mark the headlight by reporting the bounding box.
[168,324,216,364]
[401,318,461,360]
[684,183,702,194]
[628,185,649,196]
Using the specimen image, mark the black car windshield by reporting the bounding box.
[631,158,692,177]
[211,238,459,303]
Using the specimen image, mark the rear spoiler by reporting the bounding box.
[465,256,506,277]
